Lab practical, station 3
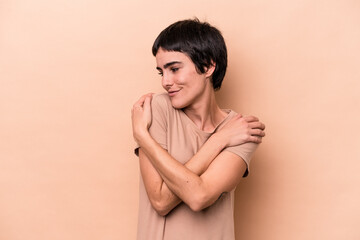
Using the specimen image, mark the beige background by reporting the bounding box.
[1,0,359,239]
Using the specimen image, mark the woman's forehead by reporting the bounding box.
[155,48,191,66]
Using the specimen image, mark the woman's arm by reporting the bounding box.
[137,129,257,212]
[132,94,265,213]
[138,129,230,216]
[139,136,226,215]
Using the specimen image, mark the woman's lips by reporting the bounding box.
[168,89,180,97]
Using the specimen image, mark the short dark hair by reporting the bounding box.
[152,18,227,91]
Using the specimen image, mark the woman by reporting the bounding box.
[132,19,265,240]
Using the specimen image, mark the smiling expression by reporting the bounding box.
[155,48,214,109]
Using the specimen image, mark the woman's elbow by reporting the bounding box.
[188,202,203,212]
[151,200,170,217]
[188,192,212,212]
[155,208,169,217]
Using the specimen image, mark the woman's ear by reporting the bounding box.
[205,61,216,78]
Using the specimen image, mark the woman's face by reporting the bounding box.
[155,48,212,109]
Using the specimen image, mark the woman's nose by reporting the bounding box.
[162,73,173,88]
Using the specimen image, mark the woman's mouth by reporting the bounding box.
[168,89,180,97]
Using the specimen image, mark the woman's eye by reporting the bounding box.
[171,68,179,73]
[158,72,163,76]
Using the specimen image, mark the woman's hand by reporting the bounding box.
[217,114,265,147]
[131,93,154,143]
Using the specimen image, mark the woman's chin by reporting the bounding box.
[171,103,185,109]
[170,99,187,109]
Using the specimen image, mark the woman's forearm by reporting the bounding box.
[138,130,227,211]
[133,94,264,214]
[140,130,226,215]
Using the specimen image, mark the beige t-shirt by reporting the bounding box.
[135,93,258,240]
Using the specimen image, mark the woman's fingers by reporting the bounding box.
[219,113,266,146]
[143,94,153,112]
[248,121,266,130]
[133,93,154,108]
[248,136,263,143]
[131,93,155,141]
[243,115,258,123]
[134,95,147,106]
[242,116,266,139]
[249,128,266,137]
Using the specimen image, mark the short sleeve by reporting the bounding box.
[134,94,168,156]
[224,142,258,177]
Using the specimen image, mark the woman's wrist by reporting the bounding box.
[211,132,228,149]
[134,128,151,145]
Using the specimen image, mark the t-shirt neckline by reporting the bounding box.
[179,109,234,136]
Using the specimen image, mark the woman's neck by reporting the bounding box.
[183,88,227,132]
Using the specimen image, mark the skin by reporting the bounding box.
[132,48,265,216]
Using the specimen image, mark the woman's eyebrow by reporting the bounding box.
[156,61,182,71]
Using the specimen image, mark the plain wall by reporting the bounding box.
[1,0,359,239]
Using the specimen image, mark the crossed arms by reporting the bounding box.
[132,94,265,216]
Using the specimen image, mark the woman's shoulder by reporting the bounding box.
[152,92,170,103]
[151,92,174,115]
